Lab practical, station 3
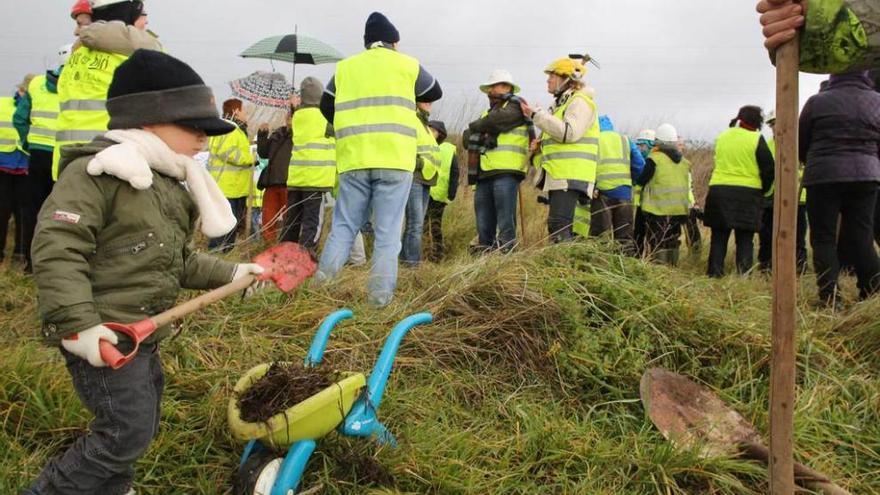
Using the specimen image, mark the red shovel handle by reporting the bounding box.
[99,319,158,369]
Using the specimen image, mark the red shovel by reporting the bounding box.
[97,242,317,369]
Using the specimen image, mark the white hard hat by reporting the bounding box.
[655,123,679,144]
[58,44,74,66]
[637,129,656,142]
[90,0,135,9]
[479,69,520,94]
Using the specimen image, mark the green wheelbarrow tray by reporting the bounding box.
[227,362,366,449]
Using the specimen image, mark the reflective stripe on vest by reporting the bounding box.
[641,151,690,216]
[288,107,337,189]
[415,120,439,184]
[333,48,421,173]
[430,141,457,203]
[27,75,61,149]
[596,131,632,191]
[0,98,23,153]
[208,124,253,198]
[480,104,529,175]
[540,92,600,183]
[572,203,591,237]
[709,127,763,190]
[53,46,129,179]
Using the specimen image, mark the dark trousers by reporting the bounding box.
[806,182,880,301]
[425,198,447,261]
[21,149,55,268]
[684,208,703,251]
[29,346,163,495]
[708,227,755,277]
[758,204,809,274]
[208,197,247,253]
[281,190,323,250]
[474,175,519,251]
[0,172,27,261]
[589,195,634,252]
[633,207,646,255]
[547,189,581,243]
[644,213,684,251]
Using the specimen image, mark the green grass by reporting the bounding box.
[2,191,879,494]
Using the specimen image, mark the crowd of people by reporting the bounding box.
[1,0,877,493]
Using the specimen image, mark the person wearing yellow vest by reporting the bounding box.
[314,12,442,307]
[634,124,691,266]
[679,138,704,254]
[12,46,71,272]
[704,106,775,277]
[758,112,809,274]
[0,94,30,267]
[400,102,440,266]
[464,69,532,252]
[283,77,336,254]
[589,115,645,254]
[53,0,160,181]
[632,128,656,255]
[520,56,600,243]
[425,120,459,261]
[207,99,256,253]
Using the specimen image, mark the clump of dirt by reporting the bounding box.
[237,362,336,423]
[333,450,395,487]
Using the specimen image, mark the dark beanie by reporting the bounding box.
[107,50,233,135]
[91,1,144,25]
[427,120,448,144]
[730,105,763,129]
[364,12,400,46]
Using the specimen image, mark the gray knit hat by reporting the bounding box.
[299,77,324,106]
[106,50,234,136]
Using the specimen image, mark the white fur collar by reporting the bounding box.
[87,129,237,238]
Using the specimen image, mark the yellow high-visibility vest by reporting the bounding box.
[27,75,60,150]
[710,127,763,190]
[596,130,631,191]
[430,141,457,203]
[289,107,336,189]
[480,104,529,175]
[540,91,599,183]
[208,123,254,199]
[53,46,129,179]
[0,97,24,154]
[333,47,421,173]
[573,203,591,237]
[415,120,439,185]
[641,151,690,216]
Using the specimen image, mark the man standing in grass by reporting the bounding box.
[315,12,442,307]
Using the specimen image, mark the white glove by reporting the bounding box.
[61,324,119,368]
[232,263,265,282]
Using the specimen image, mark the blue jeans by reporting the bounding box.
[316,169,413,306]
[401,182,430,265]
[474,175,520,251]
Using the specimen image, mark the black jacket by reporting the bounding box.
[800,72,880,187]
[256,126,292,188]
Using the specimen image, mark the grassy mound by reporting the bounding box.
[2,240,878,494]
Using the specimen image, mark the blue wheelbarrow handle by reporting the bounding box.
[304,309,353,367]
[342,312,432,439]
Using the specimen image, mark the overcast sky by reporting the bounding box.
[4,0,826,141]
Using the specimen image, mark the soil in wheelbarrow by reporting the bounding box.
[237,363,337,423]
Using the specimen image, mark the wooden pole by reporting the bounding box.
[518,184,527,248]
[769,28,800,495]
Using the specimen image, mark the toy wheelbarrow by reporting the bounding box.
[229,309,432,495]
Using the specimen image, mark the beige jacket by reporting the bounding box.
[532,86,597,194]
[78,20,163,55]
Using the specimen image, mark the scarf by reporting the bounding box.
[86,129,237,237]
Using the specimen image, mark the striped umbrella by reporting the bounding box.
[240,32,344,84]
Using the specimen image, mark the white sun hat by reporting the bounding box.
[479,69,520,94]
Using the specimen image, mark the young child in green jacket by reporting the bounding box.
[26,50,264,495]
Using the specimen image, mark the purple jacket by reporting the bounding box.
[799,72,880,187]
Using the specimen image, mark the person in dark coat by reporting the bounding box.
[800,70,880,306]
[704,106,775,277]
[256,106,293,242]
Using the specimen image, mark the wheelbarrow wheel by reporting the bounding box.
[233,449,285,495]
